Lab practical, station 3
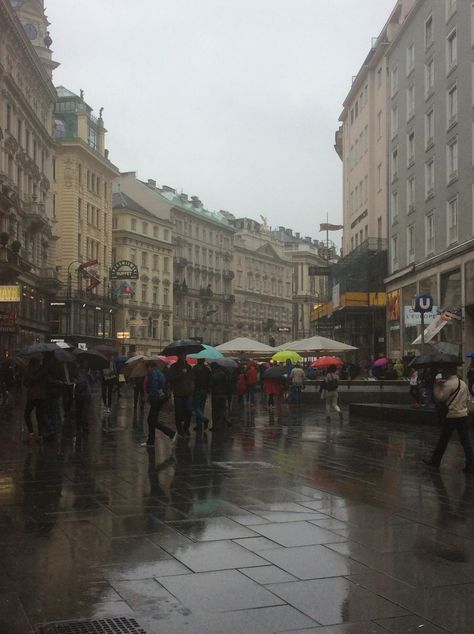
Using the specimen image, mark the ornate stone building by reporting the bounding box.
[0,0,59,354]
[49,87,119,347]
[230,218,293,347]
[112,173,174,355]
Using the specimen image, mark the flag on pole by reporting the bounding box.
[320,223,343,232]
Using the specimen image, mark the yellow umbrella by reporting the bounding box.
[271,350,303,363]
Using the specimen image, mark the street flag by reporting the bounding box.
[320,223,343,232]
[411,310,459,345]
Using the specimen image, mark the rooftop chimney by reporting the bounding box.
[295,232,300,239]
[191,196,202,208]
[162,185,176,194]
[305,236,312,242]
[147,179,156,189]
[179,193,188,201]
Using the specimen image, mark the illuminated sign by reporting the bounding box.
[0,286,20,302]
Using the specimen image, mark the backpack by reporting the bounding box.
[325,376,338,392]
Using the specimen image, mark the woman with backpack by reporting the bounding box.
[320,365,343,423]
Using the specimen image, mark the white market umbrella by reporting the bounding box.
[216,337,276,356]
[285,335,357,354]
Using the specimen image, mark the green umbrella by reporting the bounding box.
[271,350,303,363]
[187,344,224,360]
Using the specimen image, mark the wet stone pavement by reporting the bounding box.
[1,388,474,633]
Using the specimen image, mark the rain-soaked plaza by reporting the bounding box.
[1,390,474,634]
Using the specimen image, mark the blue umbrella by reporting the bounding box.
[187,344,224,360]
[466,353,474,358]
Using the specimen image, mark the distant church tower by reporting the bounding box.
[10,0,59,77]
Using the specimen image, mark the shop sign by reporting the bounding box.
[308,266,331,276]
[128,319,148,327]
[112,282,136,298]
[404,305,438,327]
[0,307,18,333]
[110,260,139,280]
[277,326,291,333]
[0,286,20,302]
[387,290,400,321]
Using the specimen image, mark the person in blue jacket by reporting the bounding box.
[141,361,177,447]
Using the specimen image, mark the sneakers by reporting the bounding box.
[140,442,154,447]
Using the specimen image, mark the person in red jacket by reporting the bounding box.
[245,360,258,405]
[235,369,247,405]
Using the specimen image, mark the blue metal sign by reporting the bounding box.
[413,294,433,314]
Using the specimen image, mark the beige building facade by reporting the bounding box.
[112,174,174,355]
[50,87,119,346]
[231,218,292,347]
[337,0,415,256]
[0,0,59,353]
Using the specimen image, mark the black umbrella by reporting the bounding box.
[209,358,238,368]
[73,349,109,370]
[19,342,65,355]
[263,366,289,379]
[161,339,204,356]
[410,352,460,368]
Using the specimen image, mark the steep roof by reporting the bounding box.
[112,191,156,219]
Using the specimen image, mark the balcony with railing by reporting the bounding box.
[222,269,234,280]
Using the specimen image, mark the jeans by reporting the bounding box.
[147,398,174,444]
[193,389,208,425]
[246,384,256,404]
[290,385,302,405]
[431,416,474,466]
[134,383,145,409]
[102,379,115,407]
[326,391,341,416]
[211,394,228,428]
[24,398,46,434]
[174,395,193,435]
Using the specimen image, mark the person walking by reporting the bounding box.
[409,369,420,407]
[192,359,211,430]
[74,358,94,433]
[23,357,47,440]
[210,362,230,430]
[244,360,258,405]
[423,369,474,472]
[133,375,146,411]
[290,363,306,405]
[101,357,117,413]
[167,353,194,437]
[235,368,246,405]
[141,361,177,447]
[320,365,343,423]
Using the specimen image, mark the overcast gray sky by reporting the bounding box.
[46,0,395,240]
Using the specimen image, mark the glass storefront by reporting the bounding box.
[402,283,417,355]
[440,269,462,349]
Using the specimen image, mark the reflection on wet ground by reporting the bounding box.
[1,388,473,632]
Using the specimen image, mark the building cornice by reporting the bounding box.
[112,229,173,251]
[55,140,119,176]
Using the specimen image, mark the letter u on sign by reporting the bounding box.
[414,295,433,313]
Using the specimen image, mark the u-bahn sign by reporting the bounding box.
[110,260,139,280]
[413,294,433,314]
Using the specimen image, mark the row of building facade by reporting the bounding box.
[0,0,333,357]
[318,0,474,362]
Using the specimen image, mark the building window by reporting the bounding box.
[447,138,458,181]
[141,252,148,267]
[153,254,159,270]
[391,106,398,138]
[425,109,434,148]
[407,225,415,263]
[407,131,415,166]
[425,58,434,97]
[78,163,82,186]
[78,198,82,219]
[447,84,457,127]
[377,216,382,239]
[391,66,398,96]
[142,222,148,235]
[391,148,398,182]
[163,287,169,306]
[141,285,148,303]
[406,84,415,119]
[447,197,458,244]
[131,218,137,231]
[153,226,159,238]
[78,233,81,258]
[164,229,170,241]
[6,103,11,132]
[163,257,169,273]
[377,110,383,139]
[425,159,435,198]
[425,15,433,48]
[425,213,435,254]
[447,29,457,71]
[406,43,415,75]
[377,66,382,88]
[391,235,399,271]
[407,176,415,213]
[377,163,382,191]
[390,191,398,225]
[152,287,158,304]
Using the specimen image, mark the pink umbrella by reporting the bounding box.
[373,357,390,367]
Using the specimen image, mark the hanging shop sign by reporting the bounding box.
[308,266,331,276]
[110,260,139,280]
[0,307,18,333]
[411,310,459,345]
[387,290,400,321]
[404,305,438,327]
[0,285,20,302]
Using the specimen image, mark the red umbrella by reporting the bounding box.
[311,356,343,369]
